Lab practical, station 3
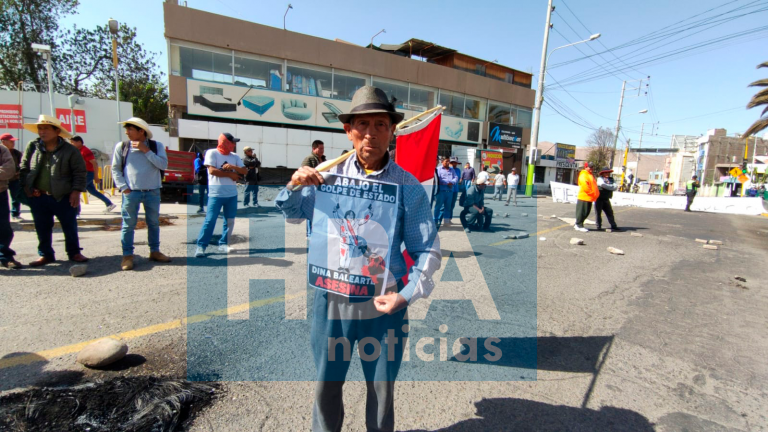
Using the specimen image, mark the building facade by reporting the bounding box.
[696,128,768,187]
[0,89,133,163]
[163,1,534,182]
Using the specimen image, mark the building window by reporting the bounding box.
[332,69,368,101]
[488,102,511,124]
[178,46,233,84]
[534,166,546,183]
[234,55,283,89]
[464,96,486,120]
[287,63,332,97]
[439,90,465,117]
[408,84,437,112]
[515,108,532,128]
[373,77,408,108]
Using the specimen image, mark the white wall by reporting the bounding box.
[0,89,132,159]
[178,118,348,169]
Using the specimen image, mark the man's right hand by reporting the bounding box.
[289,166,324,187]
[228,172,240,181]
[123,189,132,194]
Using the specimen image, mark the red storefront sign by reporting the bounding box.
[0,104,23,129]
[55,108,88,133]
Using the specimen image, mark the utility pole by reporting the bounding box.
[609,81,626,169]
[525,0,554,197]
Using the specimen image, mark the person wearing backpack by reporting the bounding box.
[111,117,171,271]
[194,152,207,214]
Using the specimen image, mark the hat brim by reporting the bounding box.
[338,109,405,125]
[23,123,73,139]
[119,121,153,139]
[599,169,614,174]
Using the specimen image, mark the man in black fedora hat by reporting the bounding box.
[276,86,442,432]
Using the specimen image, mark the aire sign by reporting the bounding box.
[55,108,87,133]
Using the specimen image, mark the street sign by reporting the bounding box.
[729,167,742,177]
[738,174,749,184]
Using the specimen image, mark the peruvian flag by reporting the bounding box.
[394,109,442,284]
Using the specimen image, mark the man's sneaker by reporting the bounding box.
[464,227,471,233]
[218,245,233,253]
[195,247,206,258]
[11,216,22,222]
[252,203,260,208]
[105,204,117,213]
[76,214,81,219]
[574,225,589,233]
[196,208,205,214]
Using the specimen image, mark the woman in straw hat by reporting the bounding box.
[20,114,89,266]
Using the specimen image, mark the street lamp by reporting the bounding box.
[108,19,121,140]
[525,1,600,196]
[370,29,386,48]
[284,4,292,30]
[31,43,54,116]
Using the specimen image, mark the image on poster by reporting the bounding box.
[479,150,503,181]
[309,173,400,298]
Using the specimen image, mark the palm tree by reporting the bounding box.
[744,61,768,137]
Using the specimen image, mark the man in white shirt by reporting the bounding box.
[476,166,490,186]
[195,133,249,257]
[505,167,520,206]
[492,171,506,200]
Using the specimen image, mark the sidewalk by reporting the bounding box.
[10,190,279,232]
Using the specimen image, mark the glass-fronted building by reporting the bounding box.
[164,1,535,182]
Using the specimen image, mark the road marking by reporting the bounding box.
[0,294,295,370]
[489,208,633,246]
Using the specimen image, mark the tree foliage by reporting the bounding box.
[585,127,615,170]
[0,1,167,124]
[744,61,768,137]
[0,0,78,91]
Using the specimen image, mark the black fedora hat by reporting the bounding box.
[337,86,405,124]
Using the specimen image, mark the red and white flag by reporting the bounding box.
[394,108,443,284]
[395,109,442,184]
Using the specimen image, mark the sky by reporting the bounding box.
[59,0,768,148]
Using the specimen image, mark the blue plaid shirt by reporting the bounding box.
[275,152,442,304]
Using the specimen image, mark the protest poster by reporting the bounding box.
[308,174,400,298]
[479,150,503,182]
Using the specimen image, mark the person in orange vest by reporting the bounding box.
[575,162,599,232]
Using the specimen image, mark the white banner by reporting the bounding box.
[550,181,767,216]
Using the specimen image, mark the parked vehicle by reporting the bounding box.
[162,150,196,203]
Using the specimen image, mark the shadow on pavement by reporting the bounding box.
[0,352,84,392]
[450,336,612,373]
[406,397,654,431]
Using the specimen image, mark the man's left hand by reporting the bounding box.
[373,293,407,315]
[69,191,80,208]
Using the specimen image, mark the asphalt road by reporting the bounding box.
[1,191,767,431]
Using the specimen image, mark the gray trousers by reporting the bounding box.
[505,186,518,205]
[311,288,407,432]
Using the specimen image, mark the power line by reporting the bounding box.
[548,1,768,87]
[543,99,598,131]
[550,0,760,70]
[546,72,616,121]
[552,11,631,82]
[558,0,648,79]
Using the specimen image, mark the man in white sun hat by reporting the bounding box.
[19,114,89,266]
[111,117,171,271]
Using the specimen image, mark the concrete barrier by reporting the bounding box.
[550,181,767,216]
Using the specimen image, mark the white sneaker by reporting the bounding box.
[218,245,233,253]
[574,225,589,232]
[104,204,117,213]
[12,216,22,222]
[194,247,206,258]
[252,203,260,208]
